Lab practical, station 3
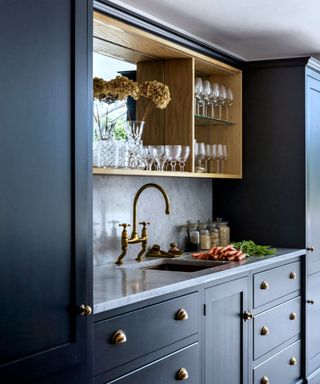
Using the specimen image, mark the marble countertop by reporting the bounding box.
[94,248,305,314]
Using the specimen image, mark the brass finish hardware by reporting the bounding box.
[260,281,270,290]
[307,299,315,304]
[243,311,253,321]
[176,368,189,380]
[261,376,269,384]
[79,304,92,316]
[111,330,127,344]
[260,326,270,336]
[290,357,297,365]
[176,308,189,321]
[116,183,170,265]
[290,312,297,320]
[307,246,315,252]
[289,271,297,279]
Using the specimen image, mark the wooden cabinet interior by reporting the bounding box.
[93,11,242,178]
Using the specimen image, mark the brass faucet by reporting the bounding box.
[116,183,171,265]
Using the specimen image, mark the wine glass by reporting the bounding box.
[225,88,234,121]
[148,145,160,170]
[194,142,205,173]
[221,144,228,173]
[211,144,219,173]
[210,83,220,118]
[194,77,203,115]
[204,144,212,172]
[157,145,168,171]
[142,146,153,171]
[166,145,182,172]
[218,85,227,119]
[178,145,190,172]
[202,80,212,117]
[217,144,224,173]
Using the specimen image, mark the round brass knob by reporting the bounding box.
[289,271,297,279]
[243,311,253,321]
[176,367,189,380]
[261,326,270,336]
[290,357,297,365]
[261,376,269,384]
[176,308,189,321]
[307,299,315,305]
[79,304,92,316]
[260,281,270,290]
[111,330,127,344]
[307,246,315,252]
[290,312,297,320]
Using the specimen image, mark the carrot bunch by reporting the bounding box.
[192,245,247,262]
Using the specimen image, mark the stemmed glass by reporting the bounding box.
[210,83,220,118]
[194,142,205,173]
[217,144,224,173]
[202,80,212,116]
[194,77,203,115]
[142,146,154,170]
[204,144,212,172]
[218,85,227,119]
[178,145,190,172]
[166,145,182,172]
[225,88,234,121]
[148,145,167,171]
[211,144,219,173]
[220,144,228,173]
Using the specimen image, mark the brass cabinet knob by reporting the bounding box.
[261,376,269,384]
[289,271,297,279]
[260,281,270,290]
[79,304,92,316]
[243,311,253,321]
[111,330,127,344]
[290,357,297,365]
[176,308,189,321]
[290,312,297,320]
[307,299,315,305]
[261,326,270,336]
[176,367,189,380]
[307,246,315,252]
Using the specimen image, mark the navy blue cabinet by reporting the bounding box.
[0,1,92,383]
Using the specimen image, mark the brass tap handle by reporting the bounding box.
[119,223,130,230]
[243,311,253,321]
[261,326,270,336]
[139,221,150,228]
[261,376,269,384]
[176,308,189,321]
[111,330,127,344]
[260,281,270,290]
[176,368,189,380]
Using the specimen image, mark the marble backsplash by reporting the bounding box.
[93,176,213,265]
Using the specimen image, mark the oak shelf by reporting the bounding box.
[195,114,235,126]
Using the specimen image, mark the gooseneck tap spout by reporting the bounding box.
[116,183,171,265]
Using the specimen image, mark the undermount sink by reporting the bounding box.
[143,259,229,273]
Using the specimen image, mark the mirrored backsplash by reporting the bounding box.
[93,176,213,265]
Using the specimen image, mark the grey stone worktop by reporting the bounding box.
[94,248,305,314]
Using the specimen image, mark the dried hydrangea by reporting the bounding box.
[139,80,171,109]
[105,75,139,101]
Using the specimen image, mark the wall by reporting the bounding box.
[93,175,212,264]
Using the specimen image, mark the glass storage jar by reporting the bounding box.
[208,223,220,247]
[217,218,230,246]
[185,221,200,252]
[198,222,211,250]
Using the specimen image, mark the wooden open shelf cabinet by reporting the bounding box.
[93,11,242,179]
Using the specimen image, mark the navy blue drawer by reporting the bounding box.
[106,343,200,384]
[94,292,199,375]
[253,262,301,308]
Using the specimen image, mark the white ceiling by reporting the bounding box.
[111,0,320,61]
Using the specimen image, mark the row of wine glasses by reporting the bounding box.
[142,145,190,172]
[195,78,234,120]
[194,142,228,173]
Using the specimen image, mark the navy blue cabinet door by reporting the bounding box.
[204,277,249,384]
[0,1,92,383]
[306,70,320,275]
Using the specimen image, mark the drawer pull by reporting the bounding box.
[111,330,127,344]
[307,299,315,305]
[290,357,297,365]
[289,271,297,279]
[260,281,270,290]
[243,311,253,321]
[260,326,270,336]
[261,376,269,384]
[307,246,315,252]
[176,308,189,321]
[176,367,189,380]
[290,312,297,320]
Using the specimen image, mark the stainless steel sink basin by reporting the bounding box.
[143,259,229,273]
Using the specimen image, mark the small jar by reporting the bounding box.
[208,223,220,247]
[185,222,200,252]
[217,218,230,246]
[198,222,211,250]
